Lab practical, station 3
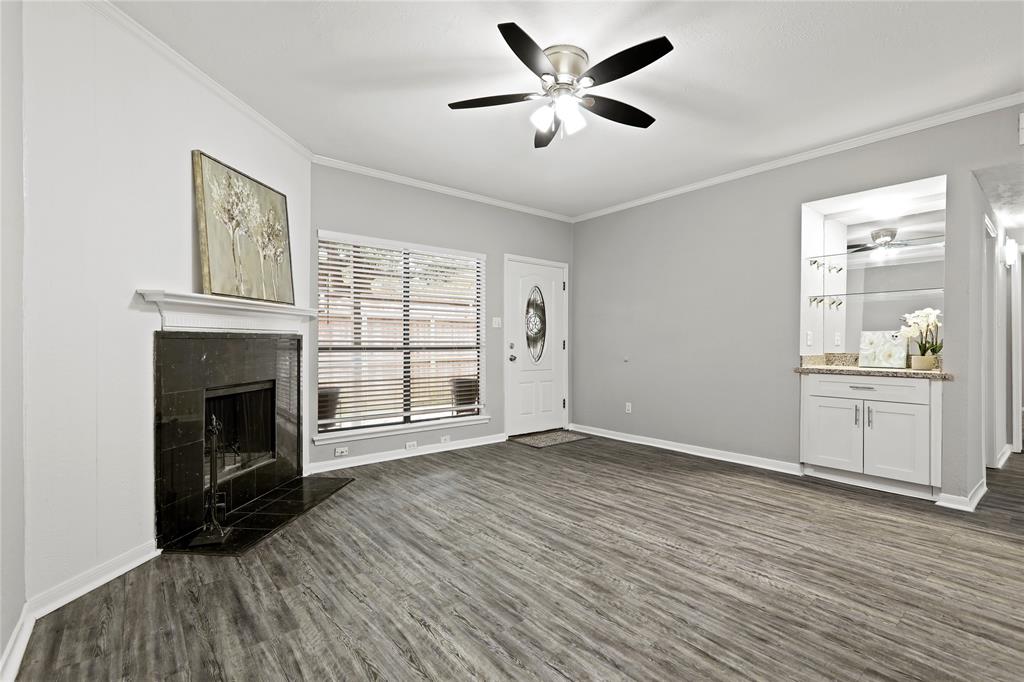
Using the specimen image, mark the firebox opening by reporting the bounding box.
[204,380,276,488]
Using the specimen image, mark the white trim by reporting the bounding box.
[572,92,1024,223]
[568,423,805,476]
[505,255,570,437]
[88,1,312,159]
[802,464,938,501]
[138,290,317,320]
[991,444,1013,469]
[312,155,572,223]
[936,477,988,512]
[313,415,491,444]
[306,432,507,474]
[0,541,160,681]
[0,605,32,682]
[87,3,1024,226]
[316,229,487,262]
[26,541,159,620]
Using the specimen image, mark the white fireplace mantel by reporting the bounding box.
[137,289,317,333]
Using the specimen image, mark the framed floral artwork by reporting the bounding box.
[192,150,295,304]
[858,331,907,368]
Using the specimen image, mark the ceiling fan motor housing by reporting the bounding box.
[542,44,589,79]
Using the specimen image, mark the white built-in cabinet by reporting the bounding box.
[800,374,941,494]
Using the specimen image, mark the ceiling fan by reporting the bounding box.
[448,23,673,148]
[849,228,912,253]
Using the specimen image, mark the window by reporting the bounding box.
[317,233,484,433]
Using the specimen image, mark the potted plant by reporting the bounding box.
[899,308,943,370]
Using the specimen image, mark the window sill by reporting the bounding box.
[312,415,492,445]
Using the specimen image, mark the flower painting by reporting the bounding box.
[192,151,294,304]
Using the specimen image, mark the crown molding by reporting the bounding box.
[311,155,573,223]
[572,91,1024,223]
[86,1,313,160]
[84,1,1022,226]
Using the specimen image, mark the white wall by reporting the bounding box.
[20,2,311,600]
[308,164,572,463]
[0,0,27,656]
[572,106,1024,496]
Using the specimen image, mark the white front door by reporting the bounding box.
[505,257,567,436]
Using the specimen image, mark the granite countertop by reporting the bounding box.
[794,365,953,381]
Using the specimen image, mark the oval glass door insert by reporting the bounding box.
[525,285,546,362]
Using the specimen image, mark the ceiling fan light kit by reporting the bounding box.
[448,23,673,148]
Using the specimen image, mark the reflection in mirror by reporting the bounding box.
[800,176,946,358]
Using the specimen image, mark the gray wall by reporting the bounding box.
[309,165,572,464]
[572,106,1024,496]
[0,0,26,653]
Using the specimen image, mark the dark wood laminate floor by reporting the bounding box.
[18,437,1024,681]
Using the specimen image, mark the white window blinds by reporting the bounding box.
[317,235,484,433]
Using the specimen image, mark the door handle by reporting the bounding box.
[854,404,859,427]
[509,354,517,362]
[867,405,874,428]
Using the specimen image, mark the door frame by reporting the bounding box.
[503,254,570,436]
[1012,244,1022,453]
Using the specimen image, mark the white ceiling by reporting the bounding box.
[116,1,1024,218]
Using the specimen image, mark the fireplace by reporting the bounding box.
[205,381,276,487]
[154,332,301,547]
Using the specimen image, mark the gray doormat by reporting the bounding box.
[511,429,589,448]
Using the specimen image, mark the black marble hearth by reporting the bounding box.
[161,475,353,556]
[154,332,302,548]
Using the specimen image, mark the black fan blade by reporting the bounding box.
[581,36,673,86]
[448,93,535,109]
[535,118,561,148]
[849,244,877,253]
[498,23,556,77]
[583,95,655,128]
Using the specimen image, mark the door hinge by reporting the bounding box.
[562,339,566,350]
[562,281,566,291]
[562,398,566,409]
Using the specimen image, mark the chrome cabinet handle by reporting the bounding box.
[867,406,874,428]
[854,404,860,427]
[849,385,876,391]
[509,354,517,362]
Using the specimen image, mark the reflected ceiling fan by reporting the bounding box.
[849,228,912,253]
[448,23,673,148]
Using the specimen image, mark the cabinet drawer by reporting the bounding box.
[802,374,930,405]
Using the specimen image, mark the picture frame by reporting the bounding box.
[192,150,295,304]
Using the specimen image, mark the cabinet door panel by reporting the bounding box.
[802,396,863,473]
[863,401,930,484]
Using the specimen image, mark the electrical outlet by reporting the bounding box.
[834,332,841,346]
[440,435,451,444]
[492,317,502,328]
[334,446,348,458]
[625,402,632,414]
[405,441,417,450]
[805,330,813,346]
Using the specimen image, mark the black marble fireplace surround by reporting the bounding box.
[154,332,301,547]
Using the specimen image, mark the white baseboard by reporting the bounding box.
[0,540,159,681]
[803,464,937,501]
[936,477,988,512]
[0,605,32,682]
[991,444,1012,469]
[568,423,804,476]
[306,432,508,474]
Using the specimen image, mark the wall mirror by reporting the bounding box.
[800,175,946,357]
